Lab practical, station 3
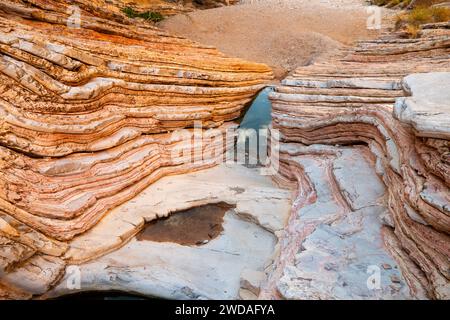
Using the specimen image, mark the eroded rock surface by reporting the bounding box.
[0,0,271,297]
[262,147,415,299]
[113,0,239,16]
[43,164,292,300]
[0,0,448,301]
[266,23,450,299]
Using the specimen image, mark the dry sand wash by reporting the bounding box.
[160,0,395,78]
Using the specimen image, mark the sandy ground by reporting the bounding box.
[159,0,394,79]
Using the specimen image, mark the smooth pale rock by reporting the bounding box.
[264,147,413,300]
[332,149,385,210]
[235,200,291,233]
[40,164,291,299]
[240,269,266,296]
[239,288,258,300]
[1,255,65,296]
[63,164,291,264]
[283,205,411,300]
[46,211,277,299]
[395,72,450,139]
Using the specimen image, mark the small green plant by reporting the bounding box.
[122,6,137,18]
[140,11,164,22]
[122,7,164,22]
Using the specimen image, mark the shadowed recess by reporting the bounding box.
[136,202,235,245]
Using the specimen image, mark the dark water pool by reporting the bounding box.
[239,87,273,130]
[136,202,234,245]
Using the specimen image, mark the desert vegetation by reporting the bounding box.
[371,0,449,8]
[371,0,450,37]
[396,5,450,37]
[122,6,165,22]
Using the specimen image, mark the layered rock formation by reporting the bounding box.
[0,0,449,301]
[1,0,239,19]
[42,164,291,300]
[0,0,271,298]
[113,0,239,16]
[266,24,450,299]
[261,145,416,299]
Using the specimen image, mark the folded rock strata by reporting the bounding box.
[2,0,238,20]
[42,164,292,300]
[1,0,449,301]
[261,146,416,299]
[266,25,450,299]
[0,0,272,297]
[110,0,239,16]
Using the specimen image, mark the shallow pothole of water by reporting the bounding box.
[239,86,273,131]
[136,202,235,246]
[234,87,274,168]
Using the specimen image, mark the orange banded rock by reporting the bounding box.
[0,0,271,297]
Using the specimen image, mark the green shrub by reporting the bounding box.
[122,7,137,18]
[139,11,164,22]
[122,7,164,22]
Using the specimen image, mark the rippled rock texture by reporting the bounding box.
[267,24,450,299]
[43,164,291,300]
[0,0,271,298]
[1,0,449,301]
[112,0,240,16]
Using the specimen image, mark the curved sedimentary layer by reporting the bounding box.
[0,0,271,297]
[1,0,239,21]
[113,0,240,16]
[41,164,292,300]
[268,25,450,299]
[0,1,272,157]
